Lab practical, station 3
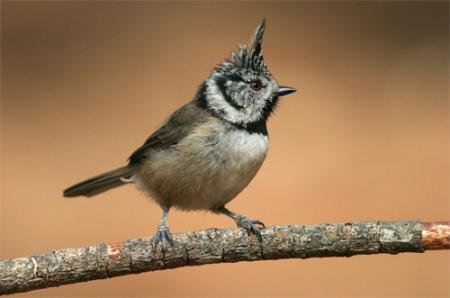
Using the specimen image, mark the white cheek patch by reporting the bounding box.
[205,75,239,121]
[205,73,267,124]
[230,84,247,107]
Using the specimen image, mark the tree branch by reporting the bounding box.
[1,220,448,295]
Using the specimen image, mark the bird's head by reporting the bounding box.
[197,19,296,134]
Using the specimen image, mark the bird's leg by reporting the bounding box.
[218,206,265,241]
[155,205,172,251]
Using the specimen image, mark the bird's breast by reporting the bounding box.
[136,120,269,211]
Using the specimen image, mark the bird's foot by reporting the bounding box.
[235,215,265,241]
[155,223,173,253]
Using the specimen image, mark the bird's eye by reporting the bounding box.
[250,80,262,91]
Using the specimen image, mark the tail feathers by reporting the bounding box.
[64,166,132,198]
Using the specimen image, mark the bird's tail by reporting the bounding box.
[63,166,132,198]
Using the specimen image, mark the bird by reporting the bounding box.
[64,19,296,250]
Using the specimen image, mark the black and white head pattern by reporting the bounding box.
[197,20,280,135]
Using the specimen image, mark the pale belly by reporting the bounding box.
[134,128,268,211]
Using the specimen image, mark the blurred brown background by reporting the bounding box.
[1,1,449,297]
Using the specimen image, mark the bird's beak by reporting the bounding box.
[274,86,297,97]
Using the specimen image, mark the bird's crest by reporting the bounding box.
[221,19,269,75]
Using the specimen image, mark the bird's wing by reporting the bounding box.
[128,101,212,165]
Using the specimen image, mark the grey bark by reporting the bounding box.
[0,221,424,295]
